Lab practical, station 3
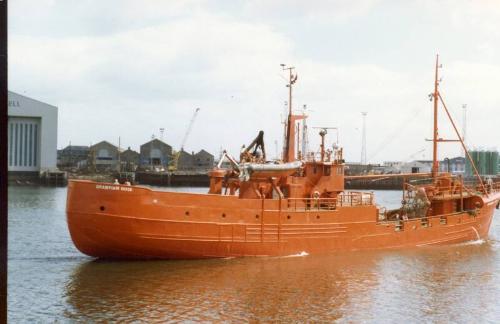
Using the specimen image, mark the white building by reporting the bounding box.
[7,91,58,174]
[400,161,433,174]
[381,160,433,174]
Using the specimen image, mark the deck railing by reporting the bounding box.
[408,177,500,196]
[286,192,373,212]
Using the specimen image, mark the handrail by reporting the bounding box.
[286,198,337,211]
[379,209,477,224]
[286,192,374,212]
[302,151,344,164]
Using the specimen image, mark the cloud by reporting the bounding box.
[8,0,500,162]
[9,12,294,155]
[242,0,380,23]
[9,0,206,37]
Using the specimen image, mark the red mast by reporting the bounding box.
[281,64,298,162]
[429,55,488,194]
[432,54,440,178]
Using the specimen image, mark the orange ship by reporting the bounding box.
[66,57,500,259]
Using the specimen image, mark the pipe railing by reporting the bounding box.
[286,192,374,212]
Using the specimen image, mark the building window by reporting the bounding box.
[14,123,18,166]
[19,123,24,166]
[9,123,12,166]
[24,123,28,166]
[29,124,33,166]
[34,124,37,166]
[97,148,112,160]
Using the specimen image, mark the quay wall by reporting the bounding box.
[345,178,404,190]
[134,171,209,187]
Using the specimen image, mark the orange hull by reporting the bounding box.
[66,180,499,259]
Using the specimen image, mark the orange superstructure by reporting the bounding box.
[66,58,500,259]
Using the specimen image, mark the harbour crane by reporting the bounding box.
[169,108,201,171]
[181,108,200,151]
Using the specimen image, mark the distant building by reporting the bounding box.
[140,139,172,168]
[7,91,58,175]
[120,147,140,171]
[380,157,466,175]
[439,157,465,174]
[177,150,194,170]
[400,161,432,174]
[57,145,89,168]
[381,161,404,174]
[89,141,119,171]
[193,149,214,170]
[176,149,216,171]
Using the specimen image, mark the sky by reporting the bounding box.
[8,0,500,163]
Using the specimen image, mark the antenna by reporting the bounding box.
[361,112,367,165]
[312,127,338,142]
[160,128,165,141]
[313,126,338,162]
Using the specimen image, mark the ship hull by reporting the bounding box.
[66,180,499,259]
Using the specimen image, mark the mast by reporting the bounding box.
[429,55,488,194]
[281,64,298,162]
[296,122,300,160]
[301,105,308,159]
[432,54,440,178]
[282,101,288,160]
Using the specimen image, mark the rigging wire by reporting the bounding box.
[368,105,425,161]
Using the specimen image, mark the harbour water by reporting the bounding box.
[8,186,500,322]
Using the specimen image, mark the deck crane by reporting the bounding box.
[169,108,200,171]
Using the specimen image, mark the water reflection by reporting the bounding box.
[8,186,62,211]
[64,253,380,322]
[367,241,497,323]
[64,241,500,322]
[8,186,500,322]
